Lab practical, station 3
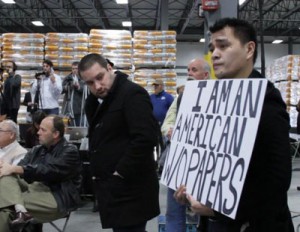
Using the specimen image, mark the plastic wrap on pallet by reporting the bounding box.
[267,55,300,127]
[133,69,177,95]
[45,33,89,68]
[2,33,45,68]
[88,29,132,69]
[133,31,176,68]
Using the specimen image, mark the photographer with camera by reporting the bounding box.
[31,60,62,115]
[0,61,22,123]
[61,61,85,126]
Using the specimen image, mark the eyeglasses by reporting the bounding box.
[0,129,12,133]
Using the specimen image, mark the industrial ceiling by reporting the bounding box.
[0,0,299,43]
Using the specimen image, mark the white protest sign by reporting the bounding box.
[160,79,267,219]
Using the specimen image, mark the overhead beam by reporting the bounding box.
[263,5,300,31]
[14,0,58,32]
[155,0,161,30]
[86,0,108,29]
[0,10,33,32]
[177,0,198,34]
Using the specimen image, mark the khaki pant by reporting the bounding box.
[0,176,66,232]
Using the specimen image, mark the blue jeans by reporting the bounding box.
[165,188,186,232]
[42,108,59,115]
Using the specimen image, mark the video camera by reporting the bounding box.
[35,72,45,79]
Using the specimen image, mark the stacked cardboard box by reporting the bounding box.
[266,55,300,127]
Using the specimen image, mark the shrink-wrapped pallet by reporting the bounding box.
[89,29,132,69]
[133,31,176,68]
[45,33,89,68]
[133,69,177,95]
[2,33,45,68]
[267,55,300,127]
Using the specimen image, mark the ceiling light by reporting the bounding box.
[122,21,132,27]
[116,0,128,4]
[239,0,246,5]
[199,38,205,43]
[272,39,283,44]
[1,0,15,3]
[31,21,44,26]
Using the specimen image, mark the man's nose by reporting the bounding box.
[94,81,102,90]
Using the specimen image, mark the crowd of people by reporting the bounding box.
[0,17,295,232]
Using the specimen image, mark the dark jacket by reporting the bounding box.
[62,74,84,115]
[85,71,160,228]
[18,138,82,213]
[1,73,21,114]
[210,70,293,231]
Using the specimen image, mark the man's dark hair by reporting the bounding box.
[5,60,17,72]
[43,59,54,67]
[72,61,79,66]
[209,17,258,64]
[50,115,65,138]
[78,53,108,74]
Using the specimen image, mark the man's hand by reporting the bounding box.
[174,185,215,216]
[0,161,13,177]
[174,185,188,205]
[50,74,56,83]
[166,127,173,140]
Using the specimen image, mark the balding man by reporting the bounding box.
[0,119,27,165]
[161,58,210,232]
[161,58,210,140]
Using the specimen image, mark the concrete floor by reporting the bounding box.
[42,158,300,232]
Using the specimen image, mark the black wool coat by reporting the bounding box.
[85,72,160,228]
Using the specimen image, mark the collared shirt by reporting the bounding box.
[150,90,174,125]
[0,140,25,165]
[31,73,62,109]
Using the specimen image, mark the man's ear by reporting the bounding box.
[246,41,255,61]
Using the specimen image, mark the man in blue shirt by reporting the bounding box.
[150,79,174,126]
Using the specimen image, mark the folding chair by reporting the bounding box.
[291,141,300,162]
[49,211,72,232]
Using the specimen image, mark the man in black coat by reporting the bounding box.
[174,18,293,232]
[79,53,160,232]
[1,60,21,123]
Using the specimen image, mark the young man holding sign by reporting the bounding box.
[173,18,293,231]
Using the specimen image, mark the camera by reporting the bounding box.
[35,72,45,79]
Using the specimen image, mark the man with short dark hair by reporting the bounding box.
[79,53,160,232]
[174,17,293,231]
[61,61,85,126]
[1,60,21,122]
[0,115,81,232]
[31,60,62,115]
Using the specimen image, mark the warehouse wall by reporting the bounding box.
[176,42,300,68]
[175,42,300,85]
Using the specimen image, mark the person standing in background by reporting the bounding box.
[161,57,210,232]
[150,79,174,126]
[61,61,85,126]
[31,60,62,115]
[1,60,21,123]
[79,53,160,232]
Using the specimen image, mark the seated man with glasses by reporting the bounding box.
[0,119,27,165]
[0,115,82,232]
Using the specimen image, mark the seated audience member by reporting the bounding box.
[24,110,47,148]
[0,119,27,165]
[0,115,82,232]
